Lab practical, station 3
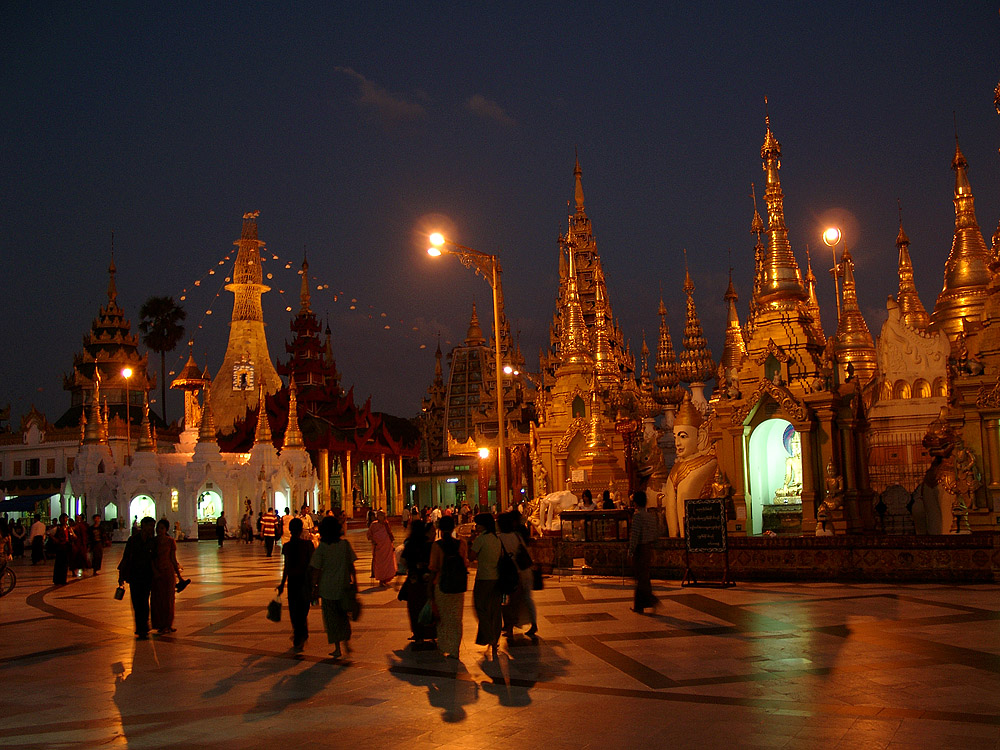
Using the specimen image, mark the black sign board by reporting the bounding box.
[684,498,727,553]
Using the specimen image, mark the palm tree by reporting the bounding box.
[138,296,186,424]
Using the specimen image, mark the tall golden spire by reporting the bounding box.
[434,337,443,383]
[678,263,716,385]
[574,151,585,215]
[283,378,305,449]
[299,254,311,314]
[107,249,118,309]
[758,103,806,306]
[748,183,766,333]
[803,247,826,344]
[198,377,217,443]
[591,266,617,391]
[895,219,930,331]
[253,384,272,445]
[929,139,992,341]
[654,298,683,406]
[833,245,877,384]
[721,269,748,372]
[558,246,592,368]
[136,396,154,453]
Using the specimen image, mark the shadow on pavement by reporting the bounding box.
[387,648,479,722]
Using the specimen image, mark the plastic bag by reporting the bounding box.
[266,593,282,622]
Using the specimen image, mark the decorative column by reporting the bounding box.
[318,448,329,512]
[344,450,353,518]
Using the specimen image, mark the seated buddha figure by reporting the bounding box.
[773,435,803,504]
[662,392,717,537]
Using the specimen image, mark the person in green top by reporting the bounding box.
[310,517,358,659]
[469,513,503,659]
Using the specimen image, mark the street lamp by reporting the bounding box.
[822,226,843,322]
[122,367,133,465]
[427,232,510,511]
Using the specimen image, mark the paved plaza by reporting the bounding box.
[1,530,998,749]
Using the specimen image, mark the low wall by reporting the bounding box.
[532,532,1000,583]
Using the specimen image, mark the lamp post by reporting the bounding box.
[822,226,844,323]
[428,232,509,511]
[122,367,133,465]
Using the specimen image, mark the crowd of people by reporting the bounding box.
[0,512,112,584]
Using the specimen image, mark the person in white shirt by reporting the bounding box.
[280,508,292,545]
[29,514,47,564]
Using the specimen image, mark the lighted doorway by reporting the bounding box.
[746,419,799,534]
[103,501,118,521]
[129,495,157,524]
[197,490,222,521]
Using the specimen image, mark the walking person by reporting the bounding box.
[51,514,71,585]
[310,517,357,659]
[400,520,436,647]
[366,510,396,586]
[279,507,292,546]
[151,519,182,634]
[261,507,278,557]
[628,490,660,614]
[118,517,156,639]
[216,512,227,548]
[498,511,538,640]
[71,516,89,577]
[427,514,467,659]
[277,517,313,652]
[89,514,105,574]
[469,513,503,659]
[29,514,46,564]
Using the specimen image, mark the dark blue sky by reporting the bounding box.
[2,2,998,423]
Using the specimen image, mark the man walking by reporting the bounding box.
[118,517,156,639]
[216,511,228,548]
[628,490,660,614]
[261,507,278,557]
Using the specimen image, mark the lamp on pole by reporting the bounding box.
[428,232,509,511]
[121,367,133,465]
[822,226,844,323]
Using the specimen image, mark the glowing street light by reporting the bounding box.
[122,367,133,465]
[478,447,491,460]
[426,232,510,511]
[823,226,844,322]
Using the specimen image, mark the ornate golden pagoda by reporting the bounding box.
[895,222,930,331]
[758,108,807,308]
[721,269,748,374]
[747,184,766,337]
[591,266,618,393]
[210,212,283,431]
[678,264,716,397]
[803,247,826,345]
[832,244,878,385]
[283,378,305,450]
[136,398,155,453]
[198,377,217,443]
[253,384,272,445]
[638,334,657,417]
[557,247,592,372]
[653,298,684,408]
[928,141,992,344]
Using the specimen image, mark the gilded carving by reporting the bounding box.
[751,339,790,365]
[731,377,809,426]
[555,417,588,452]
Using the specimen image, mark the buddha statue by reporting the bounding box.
[662,392,717,537]
[773,432,803,504]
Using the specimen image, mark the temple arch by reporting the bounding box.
[893,380,911,399]
[913,378,931,398]
[129,494,156,523]
[746,418,797,535]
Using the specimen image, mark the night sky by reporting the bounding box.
[3,3,999,425]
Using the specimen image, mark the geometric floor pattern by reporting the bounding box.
[1,529,998,749]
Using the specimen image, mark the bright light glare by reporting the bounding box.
[427,247,442,257]
[429,232,445,247]
[503,365,513,374]
[478,447,490,459]
[122,367,133,378]
[822,227,842,246]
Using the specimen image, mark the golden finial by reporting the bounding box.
[573,150,585,213]
[833,245,877,385]
[654,297,683,406]
[895,206,930,331]
[107,232,118,306]
[299,253,311,314]
[558,240,592,367]
[283,378,305,449]
[591,266,617,392]
[198,379,216,442]
[678,266,715,384]
[253,384,272,445]
[136,395,154,453]
[465,301,486,346]
[721,268,748,373]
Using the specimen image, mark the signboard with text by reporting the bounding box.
[684,498,727,553]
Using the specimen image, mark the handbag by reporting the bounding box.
[114,585,126,601]
[417,600,438,627]
[266,593,282,622]
[397,577,411,602]
[175,577,191,593]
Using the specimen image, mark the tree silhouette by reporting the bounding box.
[138,296,186,424]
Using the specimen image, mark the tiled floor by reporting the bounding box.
[1,530,998,749]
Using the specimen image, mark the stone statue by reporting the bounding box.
[662,392,717,537]
[919,407,973,534]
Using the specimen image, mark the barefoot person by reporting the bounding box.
[310,517,357,659]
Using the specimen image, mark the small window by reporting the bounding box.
[572,396,586,419]
[24,458,40,476]
[46,458,56,474]
[13,460,21,476]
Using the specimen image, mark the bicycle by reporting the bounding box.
[0,557,16,598]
